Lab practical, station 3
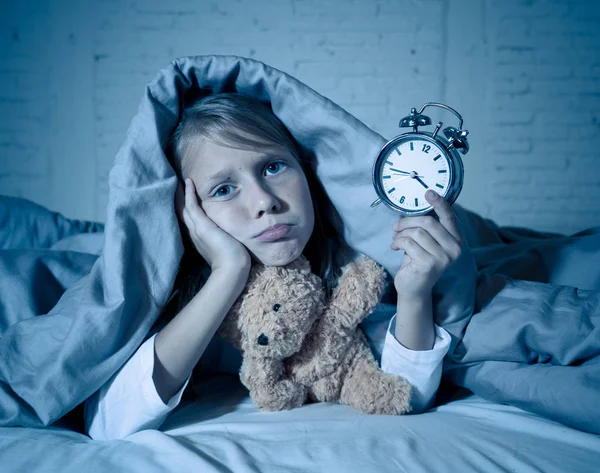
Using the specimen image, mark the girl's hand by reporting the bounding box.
[180,178,251,273]
[391,190,464,299]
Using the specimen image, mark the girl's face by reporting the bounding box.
[185,139,315,266]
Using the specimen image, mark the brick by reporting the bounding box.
[495,46,536,65]
[493,73,531,94]
[490,108,535,125]
[495,17,532,45]
[490,137,533,154]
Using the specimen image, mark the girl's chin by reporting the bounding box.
[250,241,304,266]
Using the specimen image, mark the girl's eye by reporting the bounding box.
[264,161,286,176]
[212,185,233,197]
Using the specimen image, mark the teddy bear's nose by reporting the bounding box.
[257,333,269,346]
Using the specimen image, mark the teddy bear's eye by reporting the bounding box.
[273,303,281,312]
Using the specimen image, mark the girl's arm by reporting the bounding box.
[378,293,451,413]
[84,333,185,441]
[84,265,249,441]
[394,294,434,350]
[390,189,463,352]
[86,179,252,440]
[154,177,252,401]
[380,309,451,413]
[384,190,464,412]
[153,266,248,403]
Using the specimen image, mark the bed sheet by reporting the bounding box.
[2,374,599,473]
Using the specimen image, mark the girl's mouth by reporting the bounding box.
[256,224,292,241]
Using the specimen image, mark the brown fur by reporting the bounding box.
[216,255,411,415]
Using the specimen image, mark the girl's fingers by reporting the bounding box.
[181,205,198,235]
[393,215,462,260]
[391,234,435,265]
[182,179,217,235]
[393,193,462,241]
[184,179,209,221]
[184,179,199,211]
[393,227,446,261]
[424,190,463,244]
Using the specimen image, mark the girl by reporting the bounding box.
[84,92,464,440]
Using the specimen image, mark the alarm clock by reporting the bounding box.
[371,102,470,216]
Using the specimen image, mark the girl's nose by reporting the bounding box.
[253,185,282,218]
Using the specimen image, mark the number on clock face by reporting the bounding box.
[381,139,449,211]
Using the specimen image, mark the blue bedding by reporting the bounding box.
[0,55,598,440]
[444,227,600,434]
[1,375,600,473]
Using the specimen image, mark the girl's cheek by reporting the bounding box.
[210,206,241,233]
[200,201,219,219]
[198,200,211,213]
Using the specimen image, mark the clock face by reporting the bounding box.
[378,137,451,212]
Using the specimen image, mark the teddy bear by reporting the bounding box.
[216,255,412,416]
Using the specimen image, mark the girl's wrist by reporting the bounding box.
[209,246,251,275]
[394,295,434,350]
[211,259,251,278]
[210,265,249,289]
[396,288,432,306]
[396,293,434,326]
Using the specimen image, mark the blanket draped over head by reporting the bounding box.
[0,55,598,434]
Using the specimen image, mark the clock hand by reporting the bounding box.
[393,173,423,183]
[389,168,411,175]
[414,176,429,189]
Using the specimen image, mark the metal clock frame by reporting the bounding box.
[371,102,468,216]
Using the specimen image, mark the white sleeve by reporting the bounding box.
[380,314,451,413]
[84,333,191,440]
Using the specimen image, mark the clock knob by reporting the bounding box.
[443,126,470,155]
[399,107,431,131]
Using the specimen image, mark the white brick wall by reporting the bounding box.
[1,0,599,234]
[482,0,600,232]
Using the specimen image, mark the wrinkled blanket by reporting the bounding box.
[441,226,600,434]
[0,55,598,435]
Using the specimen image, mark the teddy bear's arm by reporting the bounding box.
[325,257,386,330]
[240,356,307,411]
[288,258,387,385]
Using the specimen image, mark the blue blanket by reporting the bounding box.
[441,226,600,434]
[0,55,598,434]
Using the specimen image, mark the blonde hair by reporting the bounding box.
[171,93,303,178]
[165,92,355,314]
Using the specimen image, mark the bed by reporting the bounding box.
[1,55,599,471]
[1,195,598,473]
[2,374,600,472]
